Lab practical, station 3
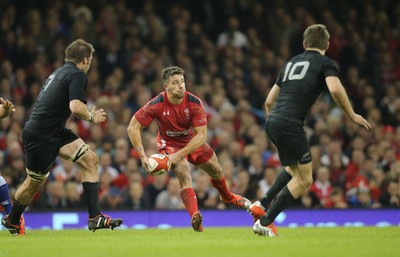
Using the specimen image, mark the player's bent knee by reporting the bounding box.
[305,175,313,187]
[69,144,91,163]
[207,166,223,178]
[77,149,99,170]
[300,178,313,191]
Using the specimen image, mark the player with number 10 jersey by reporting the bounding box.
[249,24,371,237]
[270,51,339,123]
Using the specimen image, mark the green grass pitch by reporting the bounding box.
[1,227,399,257]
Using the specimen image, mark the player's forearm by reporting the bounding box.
[331,89,356,120]
[265,100,274,114]
[130,136,146,158]
[176,133,206,158]
[69,100,93,122]
[326,77,356,121]
[265,84,279,114]
[74,110,93,122]
[127,123,146,158]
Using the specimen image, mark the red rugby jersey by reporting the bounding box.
[134,91,207,148]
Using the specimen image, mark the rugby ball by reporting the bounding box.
[147,153,171,175]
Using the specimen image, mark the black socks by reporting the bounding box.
[261,170,292,209]
[9,200,27,225]
[82,182,101,218]
[260,186,295,226]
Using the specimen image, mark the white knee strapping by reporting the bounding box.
[26,168,50,181]
[69,144,90,162]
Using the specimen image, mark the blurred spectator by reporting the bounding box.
[101,186,124,210]
[345,149,368,192]
[368,167,385,202]
[293,188,320,209]
[71,6,95,42]
[248,151,265,184]
[258,167,277,196]
[320,140,350,168]
[98,152,119,179]
[218,158,237,192]
[193,171,219,210]
[38,181,67,209]
[347,188,380,209]
[324,187,348,209]
[310,166,333,207]
[217,16,249,50]
[124,181,150,210]
[145,173,168,208]
[65,181,84,209]
[233,169,258,202]
[379,180,400,208]
[155,177,185,210]
[328,153,346,188]
[51,159,81,183]
[98,169,117,206]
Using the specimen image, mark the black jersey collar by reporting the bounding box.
[305,50,320,54]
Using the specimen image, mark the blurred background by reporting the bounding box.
[0,0,399,217]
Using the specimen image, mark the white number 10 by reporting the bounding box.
[282,61,310,81]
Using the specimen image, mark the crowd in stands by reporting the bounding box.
[0,0,399,212]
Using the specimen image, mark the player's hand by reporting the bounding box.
[140,156,151,174]
[90,107,107,123]
[351,114,371,130]
[167,153,183,165]
[0,97,15,113]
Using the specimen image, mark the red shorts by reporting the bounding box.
[160,143,214,165]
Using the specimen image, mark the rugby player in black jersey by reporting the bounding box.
[248,24,371,236]
[2,39,122,235]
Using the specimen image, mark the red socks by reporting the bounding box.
[180,188,198,217]
[180,177,234,217]
[210,177,234,201]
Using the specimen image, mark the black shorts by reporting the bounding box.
[265,116,311,166]
[22,128,79,174]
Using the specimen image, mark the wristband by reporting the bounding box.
[89,111,94,122]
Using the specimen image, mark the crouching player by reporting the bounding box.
[127,66,251,232]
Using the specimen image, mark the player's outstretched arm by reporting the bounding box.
[326,76,371,130]
[69,99,107,123]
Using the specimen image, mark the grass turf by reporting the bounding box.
[1,227,399,257]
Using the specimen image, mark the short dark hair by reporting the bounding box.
[303,24,330,50]
[64,39,95,63]
[161,66,184,84]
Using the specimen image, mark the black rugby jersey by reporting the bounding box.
[24,62,88,137]
[270,50,339,122]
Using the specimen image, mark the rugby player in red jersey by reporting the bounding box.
[127,66,251,232]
